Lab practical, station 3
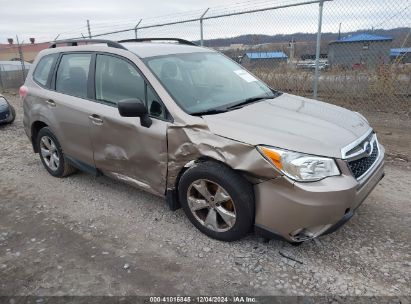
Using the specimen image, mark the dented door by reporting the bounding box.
[88,53,169,196]
[88,102,169,196]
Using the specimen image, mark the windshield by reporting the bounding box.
[144,52,274,114]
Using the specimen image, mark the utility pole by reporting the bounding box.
[313,0,324,99]
[338,23,341,40]
[288,37,295,62]
[16,35,26,83]
[87,20,92,38]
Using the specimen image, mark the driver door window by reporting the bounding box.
[95,54,145,105]
[95,54,167,120]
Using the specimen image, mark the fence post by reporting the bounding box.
[16,35,26,84]
[200,8,209,46]
[134,19,142,39]
[313,0,324,99]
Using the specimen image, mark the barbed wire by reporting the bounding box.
[55,0,322,40]
[373,1,411,29]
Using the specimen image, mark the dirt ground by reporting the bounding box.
[0,93,410,297]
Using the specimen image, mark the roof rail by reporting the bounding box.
[49,39,127,50]
[118,38,197,46]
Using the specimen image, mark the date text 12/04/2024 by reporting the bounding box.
[149,296,256,303]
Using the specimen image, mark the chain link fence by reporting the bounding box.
[2,0,410,115]
[82,0,411,114]
[0,41,31,90]
[0,62,30,90]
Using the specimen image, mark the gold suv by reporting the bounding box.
[21,39,385,243]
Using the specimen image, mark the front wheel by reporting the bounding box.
[178,161,255,242]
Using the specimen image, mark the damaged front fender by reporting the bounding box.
[166,123,281,190]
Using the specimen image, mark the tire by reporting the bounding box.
[178,161,255,242]
[37,127,76,177]
[7,105,15,124]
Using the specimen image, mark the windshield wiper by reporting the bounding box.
[190,108,228,116]
[190,92,282,116]
[226,94,279,110]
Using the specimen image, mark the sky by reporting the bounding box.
[0,0,409,43]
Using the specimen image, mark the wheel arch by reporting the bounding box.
[173,156,234,191]
[166,156,253,211]
[31,121,48,153]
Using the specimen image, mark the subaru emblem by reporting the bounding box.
[363,141,372,156]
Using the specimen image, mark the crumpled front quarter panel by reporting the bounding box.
[166,123,281,189]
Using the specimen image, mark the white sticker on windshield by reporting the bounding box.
[234,70,258,82]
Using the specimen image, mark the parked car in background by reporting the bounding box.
[296,60,329,71]
[0,94,16,124]
[21,39,384,243]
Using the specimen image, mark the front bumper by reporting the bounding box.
[254,145,385,242]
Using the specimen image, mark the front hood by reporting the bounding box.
[203,93,370,158]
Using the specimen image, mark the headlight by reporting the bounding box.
[257,146,340,182]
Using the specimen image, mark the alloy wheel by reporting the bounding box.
[187,179,236,232]
[40,136,60,171]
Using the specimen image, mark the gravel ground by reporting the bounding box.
[0,93,410,296]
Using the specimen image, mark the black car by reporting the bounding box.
[0,94,16,124]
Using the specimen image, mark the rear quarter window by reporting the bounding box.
[33,54,58,87]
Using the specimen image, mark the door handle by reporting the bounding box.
[89,114,103,125]
[45,99,56,107]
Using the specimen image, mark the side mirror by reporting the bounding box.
[118,98,152,128]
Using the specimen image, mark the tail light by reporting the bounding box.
[19,85,28,98]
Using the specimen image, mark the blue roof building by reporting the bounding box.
[390,48,411,63]
[328,33,393,68]
[390,47,411,56]
[333,33,392,43]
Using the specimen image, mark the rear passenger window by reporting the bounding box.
[95,54,145,105]
[33,54,58,86]
[56,53,92,98]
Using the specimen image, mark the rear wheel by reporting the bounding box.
[37,127,76,177]
[178,161,254,241]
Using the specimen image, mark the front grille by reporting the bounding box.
[347,140,379,179]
